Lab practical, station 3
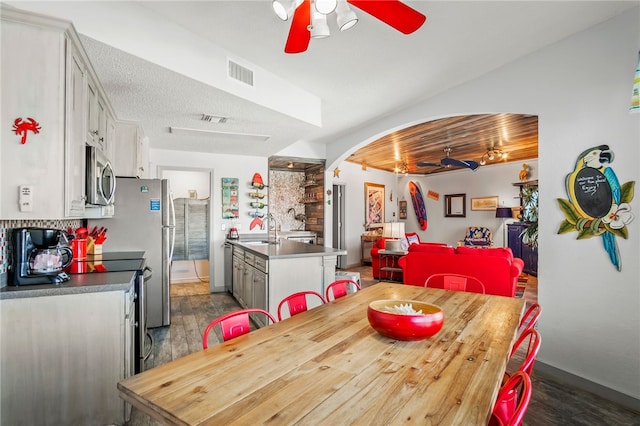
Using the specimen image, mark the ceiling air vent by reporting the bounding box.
[228,59,254,87]
[201,114,227,123]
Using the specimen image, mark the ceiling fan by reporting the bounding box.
[417,147,480,171]
[276,0,427,54]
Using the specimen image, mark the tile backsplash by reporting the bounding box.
[0,219,82,286]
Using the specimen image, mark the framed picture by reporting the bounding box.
[221,177,239,219]
[445,194,466,217]
[399,200,408,220]
[365,182,385,228]
[471,195,499,211]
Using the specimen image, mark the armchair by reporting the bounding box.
[461,226,493,247]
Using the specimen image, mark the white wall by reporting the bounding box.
[161,169,210,200]
[326,8,640,405]
[150,149,268,292]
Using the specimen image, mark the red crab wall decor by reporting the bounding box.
[13,117,41,144]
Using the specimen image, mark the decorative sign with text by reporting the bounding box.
[557,145,635,271]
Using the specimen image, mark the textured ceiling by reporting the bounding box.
[7,1,636,168]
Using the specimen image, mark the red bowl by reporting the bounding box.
[367,299,444,341]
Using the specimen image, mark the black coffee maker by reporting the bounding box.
[10,228,72,285]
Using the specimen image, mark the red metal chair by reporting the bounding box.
[202,308,276,349]
[489,371,532,426]
[424,273,486,294]
[277,291,326,320]
[517,303,542,338]
[509,328,541,375]
[325,279,361,302]
[503,329,541,388]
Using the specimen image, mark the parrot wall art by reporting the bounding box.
[557,145,635,271]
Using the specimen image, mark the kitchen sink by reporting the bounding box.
[242,240,276,246]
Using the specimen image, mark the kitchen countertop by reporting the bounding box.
[0,271,136,300]
[230,238,346,259]
[0,251,145,300]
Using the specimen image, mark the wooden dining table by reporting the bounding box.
[118,283,525,425]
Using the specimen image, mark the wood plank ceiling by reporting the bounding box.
[346,113,539,175]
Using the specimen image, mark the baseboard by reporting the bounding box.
[536,361,640,413]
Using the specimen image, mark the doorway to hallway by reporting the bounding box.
[158,167,214,295]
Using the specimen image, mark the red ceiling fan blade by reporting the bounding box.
[347,0,426,34]
[284,0,311,54]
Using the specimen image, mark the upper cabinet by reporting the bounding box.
[114,121,148,178]
[86,75,113,156]
[0,7,116,219]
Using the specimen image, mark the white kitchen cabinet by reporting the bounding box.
[114,120,146,177]
[64,46,88,217]
[0,7,115,219]
[0,288,134,425]
[86,76,110,155]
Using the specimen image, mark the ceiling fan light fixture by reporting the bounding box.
[272,0,302,21]
[336,1,358,31]
[315,0,337,15]
[310,7,330,38]
[480,147,507,165]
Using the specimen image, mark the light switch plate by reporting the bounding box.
[19,185,33,212]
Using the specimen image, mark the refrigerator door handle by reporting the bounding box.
[169,191,176,262]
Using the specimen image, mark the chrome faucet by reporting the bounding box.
[268,213,280,244]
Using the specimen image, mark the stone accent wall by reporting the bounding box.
[268,170,305,231]
[268,165,325,243]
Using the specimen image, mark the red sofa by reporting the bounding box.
[398,245,524,297]
[371,234,446,279]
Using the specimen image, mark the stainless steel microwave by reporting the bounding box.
[85,145,115,205]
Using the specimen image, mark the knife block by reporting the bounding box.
[86,237,103,255]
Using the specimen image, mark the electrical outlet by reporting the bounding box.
[221,224,226,231]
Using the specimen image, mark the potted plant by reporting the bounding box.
[520,186,539,248]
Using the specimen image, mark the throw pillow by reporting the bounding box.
[400,237,409,251]
[406,233,420,245]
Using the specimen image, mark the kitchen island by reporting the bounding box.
[228,239,347,325]
[0,269,137,425]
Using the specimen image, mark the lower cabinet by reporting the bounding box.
[232,249,270,326]
[230,244,339,322]
[0,287,134,425]
[507,223,538,276]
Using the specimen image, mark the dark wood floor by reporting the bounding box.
[126,267,639,425]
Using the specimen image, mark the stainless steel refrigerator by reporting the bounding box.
[89,177,175,327]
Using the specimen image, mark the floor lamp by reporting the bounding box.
[495,207,512,247]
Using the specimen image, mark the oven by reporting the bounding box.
[68,255,151,373]
[135,264,153,373]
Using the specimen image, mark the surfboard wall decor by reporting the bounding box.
[408,180,428,230]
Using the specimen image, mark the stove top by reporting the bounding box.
[84,251,145,261]
[69,258,145,274]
